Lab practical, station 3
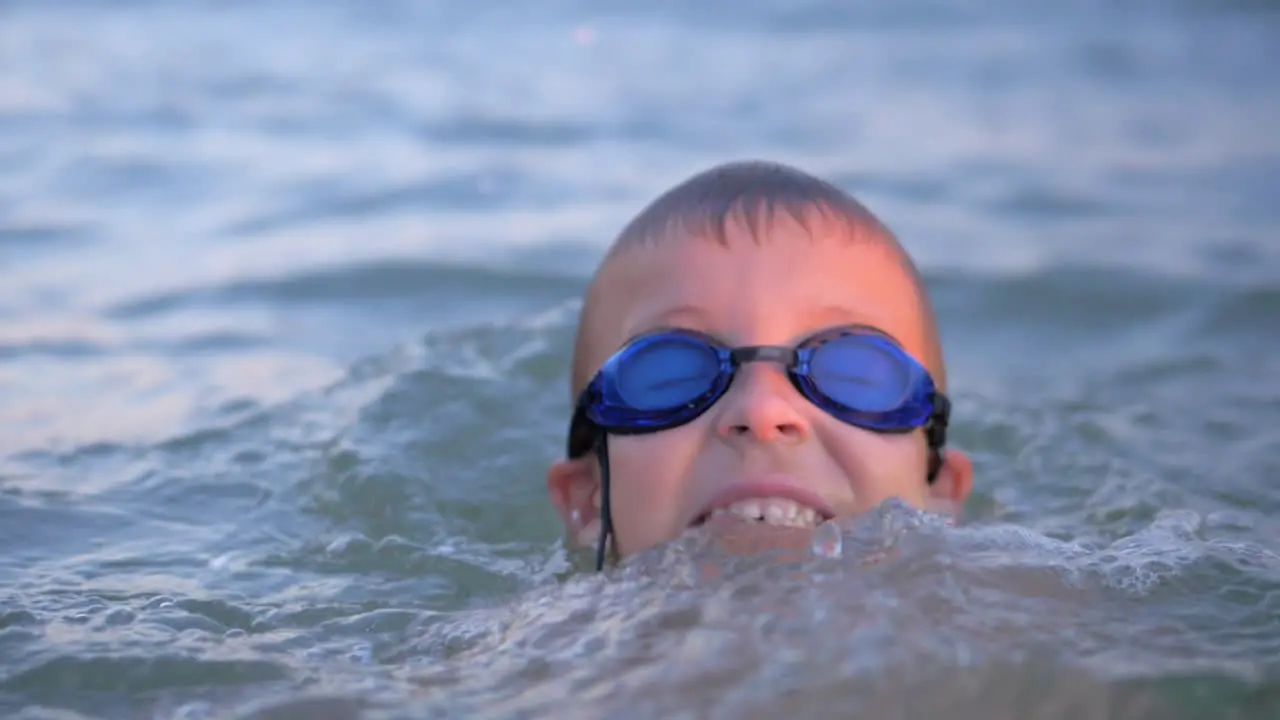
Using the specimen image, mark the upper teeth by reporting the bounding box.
[710,498,823,529]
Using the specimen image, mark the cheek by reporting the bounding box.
[600,429,705,550]
[822,427,930,507]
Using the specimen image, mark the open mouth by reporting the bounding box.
[690,497,833,530]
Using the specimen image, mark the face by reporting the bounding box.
[548,212,973,560]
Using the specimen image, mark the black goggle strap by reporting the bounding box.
[925,393,951,484]
[594,428,614,572]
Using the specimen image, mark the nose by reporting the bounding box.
[714,362,812,446]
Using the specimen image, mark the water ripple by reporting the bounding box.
[2,0,1278,716]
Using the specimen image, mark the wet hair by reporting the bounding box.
[572,159,944,399]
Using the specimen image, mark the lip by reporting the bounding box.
[690,475,836,527]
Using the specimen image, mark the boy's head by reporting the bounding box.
[547,160,973,567]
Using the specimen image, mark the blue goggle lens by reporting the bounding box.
[807,333,914,413]
[614,334,721,410]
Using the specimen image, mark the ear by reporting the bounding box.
[546,456,602,549]
[928,448,973,510]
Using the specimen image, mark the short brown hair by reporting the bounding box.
[607,159,895,257]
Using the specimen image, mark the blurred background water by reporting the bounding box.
[1,0,1279,718]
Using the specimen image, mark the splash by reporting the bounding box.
[811,518,842,559]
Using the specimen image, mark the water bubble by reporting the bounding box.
[812,519,842,559]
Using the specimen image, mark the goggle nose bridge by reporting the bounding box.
[727,345,801,368]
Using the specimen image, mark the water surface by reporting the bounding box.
[1,0,1278,717]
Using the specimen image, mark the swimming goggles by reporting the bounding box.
[564,325,951,569]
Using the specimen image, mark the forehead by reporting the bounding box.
[585,214,929,368]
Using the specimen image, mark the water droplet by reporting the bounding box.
[811,520,842,559]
